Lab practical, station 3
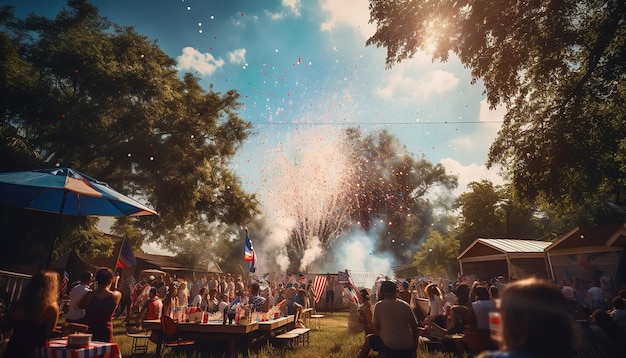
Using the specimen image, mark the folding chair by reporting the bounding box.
[160,315,196,357]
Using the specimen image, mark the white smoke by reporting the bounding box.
[321,225,395,276]
[300,236,324,271]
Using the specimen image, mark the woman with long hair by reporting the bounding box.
[79,268,122,342]
[178,281,190,307]
[162,283,180,318]
[1,270,60,357]
[424,283,446,327]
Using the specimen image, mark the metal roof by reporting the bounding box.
[478,238,551,253]
[458,238,551,260]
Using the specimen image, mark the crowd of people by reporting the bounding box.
[114,272,315,328]
[353,274,626,358]
[3,267,626,358]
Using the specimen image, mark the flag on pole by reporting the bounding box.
[313,275,327,303]
[116,238,137,268]
[346,271,360,304]
[244,229,257,272]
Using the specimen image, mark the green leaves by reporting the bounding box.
[368,0,626,226]
[0,0,259,262]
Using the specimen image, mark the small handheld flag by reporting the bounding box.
[244,229,257,273]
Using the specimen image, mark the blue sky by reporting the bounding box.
[7,1,506,270]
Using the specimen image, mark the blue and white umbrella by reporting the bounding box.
[0,167,157,267]
[0,167,157,216]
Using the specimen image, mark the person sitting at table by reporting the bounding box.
[204,288,219,313]
[80,267,122,342]
[278,287,304,327]
[189,286,208,308]
[218,293,230,314]
[1,270,61,357]
[66,271,93,324]
[136,287,162,329]
[162,283,179,318]
[248,282,269,313]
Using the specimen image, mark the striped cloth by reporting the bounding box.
[35,339,121,358]
[59,271,69,297]
[313,275,327,303]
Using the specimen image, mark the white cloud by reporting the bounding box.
[267,10,284,20]
[479,98,507,124]
[440,158,505,197]
[227,48,246,64]
[320,0,375,38]
[451,99,504,153]
[177,47,224,76]
[282,0,301,17]
[376,69,459,103]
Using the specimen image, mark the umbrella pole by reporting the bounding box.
[45,190,68,269]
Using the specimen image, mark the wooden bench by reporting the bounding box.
[290,327,311,346]
[275,327,311,348]
[275,331,300,348]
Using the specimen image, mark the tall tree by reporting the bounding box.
[413,229,460,278]
[454,180,549,250]
[0,0,259,262]
[367,0,626,227]
[346,128,458,260]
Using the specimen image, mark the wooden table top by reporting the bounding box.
[257,315,294,331]
[142,319,259,334]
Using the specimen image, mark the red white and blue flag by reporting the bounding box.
[244,230,257,273]
[116,238,137,268]
[313,275,327,303]
[339,270,360,304]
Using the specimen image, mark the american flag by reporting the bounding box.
[59,271,69,297]
[313,275,327,303]
[346,271,360,304]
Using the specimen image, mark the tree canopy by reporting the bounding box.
[0,0,259,264]
[367,0,626,227]
[453,180,549,250]
[346,128,457,259]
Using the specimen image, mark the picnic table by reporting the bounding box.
[257,315,294,334]
[142,319,259,357]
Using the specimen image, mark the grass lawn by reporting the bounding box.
[111,311,461,358]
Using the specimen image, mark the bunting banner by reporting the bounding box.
[313,275,327,303]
